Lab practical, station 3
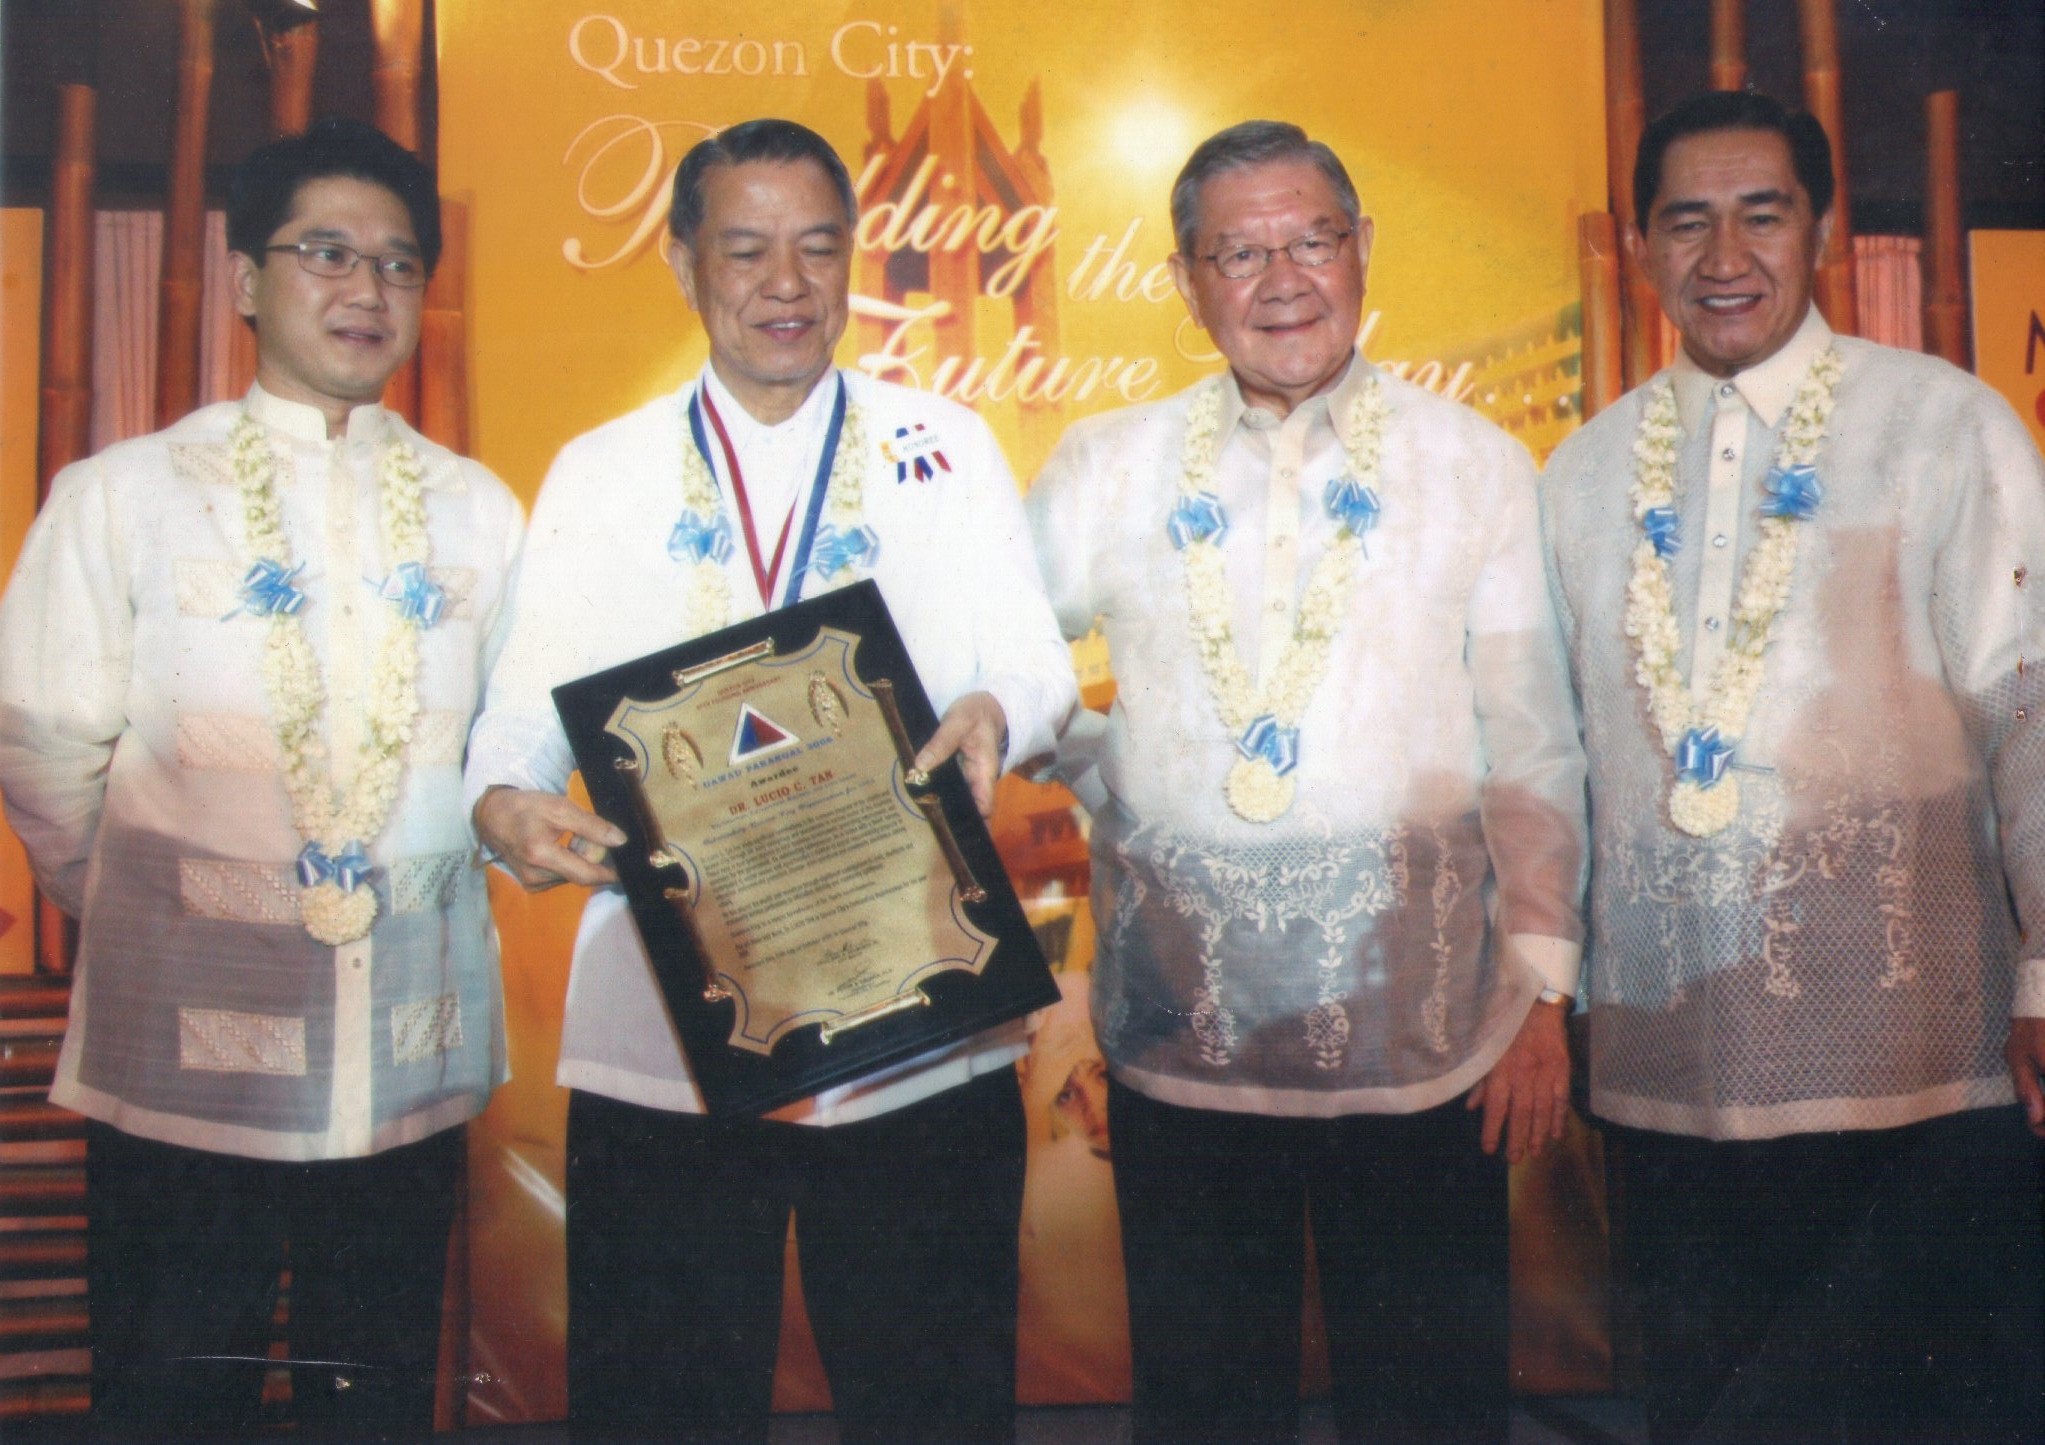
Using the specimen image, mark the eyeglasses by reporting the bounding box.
[1198,228,1354,281]
[265,241,428,289]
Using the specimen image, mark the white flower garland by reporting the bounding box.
[674,384,870,632]
[1623,346,1843,837]
[229,414,430,945]
[1176,377,1390,823]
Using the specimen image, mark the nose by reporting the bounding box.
[338,256,390,306]
[761,244,809,299]
[1698,221,1747,280]
[1254,249,1315,301]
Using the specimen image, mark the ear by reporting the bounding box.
[1168,251,1205,332]
[666,235,701,314]
[1351,216,1376,291]
[228,250,261,323]
[1622,218,1648,275]
[1813,206,1835,258]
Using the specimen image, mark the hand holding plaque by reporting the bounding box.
[554,581,1056,1116]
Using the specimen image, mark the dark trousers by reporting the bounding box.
[84,1121,461,1438]
[1108,1076,1509,1445]
[565,1067,1026,1444]
[1610,1105,2045,1445]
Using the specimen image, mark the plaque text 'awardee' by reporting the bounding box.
[554,581,1057,1116]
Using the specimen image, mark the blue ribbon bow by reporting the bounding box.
[1642,505,1682,559]
[231,560,307,618]
[1167,492,1229,550]
[805,523,880,578]
[667,510,734,566]
[297,840,371,892]
[1675,726,1735,788]
[1760,463,1823,521]
[1235,714,1301,776]
[1323,476,1381,538]
[379,561,446,627]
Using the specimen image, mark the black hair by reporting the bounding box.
[227,117,442,274]
[669,118,859,244]
[1634,91,1835,227]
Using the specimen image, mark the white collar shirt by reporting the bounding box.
[465,369,1076,1125]
[1542,316,2045,1140]
[0,386,524,1160]
[1027,357,1587,1117]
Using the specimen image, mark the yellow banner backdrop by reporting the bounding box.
[1969,230,2045,458]
[437,0,1609,1420]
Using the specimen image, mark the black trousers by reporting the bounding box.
[565,1067,1026,1444]
[1610,1105,2045,1445]
[1108,1076,1509,1445]
[84,1121,461,1438]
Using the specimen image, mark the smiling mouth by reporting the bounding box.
[1695,294,1761,314]
[758,318,815,337]
[331,326,389,345]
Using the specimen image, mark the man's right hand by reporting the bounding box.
[473,786,626,892]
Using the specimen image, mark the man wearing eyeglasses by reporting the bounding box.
[1024,120,1586,1443]
[0,119,520,1435]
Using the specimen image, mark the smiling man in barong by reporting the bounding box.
[1541,90,2045,1443]
[464,118,1073,1443]
[0,120,522,1434]
[1024,119,1588,1445]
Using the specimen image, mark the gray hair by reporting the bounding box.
[1170,121,1362,257]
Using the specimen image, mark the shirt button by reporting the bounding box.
[1720,447,1737,462]
[1277,467,1294,481]
[1704,616,1722,632]
[1712,534,1729,549]
[1719,383,1735,398]
[1269,598,1286,614]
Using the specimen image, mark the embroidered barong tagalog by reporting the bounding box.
[227,413,438,946]
[1170,377,1390,823]
[669,374,873,632]
[1623,345,1843,837]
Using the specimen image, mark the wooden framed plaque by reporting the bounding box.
[553,580,1057,1116]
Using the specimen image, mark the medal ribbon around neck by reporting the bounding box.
[678,373,864,625]
[1170,375,1389,824]
[226,411,436,946]
[697,384,800,609]
[1622,344,1843,837]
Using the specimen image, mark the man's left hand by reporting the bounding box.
[2005,1018,2045,1139]
[1468,999,1571,1164]
[911,691,1008,818]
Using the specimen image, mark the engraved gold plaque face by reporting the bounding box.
[555,581,1057,1116]
[602,628,995,1056]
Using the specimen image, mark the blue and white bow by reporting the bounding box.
[1642,506,1682,559]
[1675,726,1735,788]
[379,561,445,627]
[1167,492,1228,550]
[1760,463,1823,521]
[1236,714,1301,776]
[297,840,371,892]
[231,560,307,618]
[667,510,734,566]
[1323,476,1381,539]
[805,523,880,579]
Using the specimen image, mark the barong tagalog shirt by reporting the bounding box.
[0,386,522,1161]
[1541,311,2045,1141]
[1025,357,1587,1117]
[463,367,1076,1126]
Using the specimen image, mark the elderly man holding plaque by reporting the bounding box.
[1542,91,2045,1443]
[464,118,1073,1444]
[1024,120,1586,1443]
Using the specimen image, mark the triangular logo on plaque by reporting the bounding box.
[729,701,799,763]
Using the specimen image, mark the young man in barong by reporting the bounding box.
[1542,89,2045,1443]
[0,118,522,1433]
